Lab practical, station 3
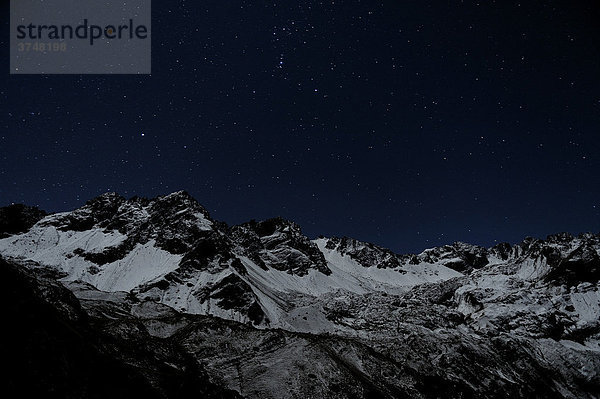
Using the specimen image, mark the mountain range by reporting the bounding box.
[1,191,599,398]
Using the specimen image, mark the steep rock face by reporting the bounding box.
[205,273,268,324]
[417,242,490,272]
[544,239,600,287]
[179,229,234,272]
[232,217,330,276]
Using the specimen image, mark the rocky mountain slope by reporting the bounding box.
[1,191,599,398]
[1,256,241,399]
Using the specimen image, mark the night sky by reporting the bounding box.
[2,1,599,253]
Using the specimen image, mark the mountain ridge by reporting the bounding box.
[2,190,597,263]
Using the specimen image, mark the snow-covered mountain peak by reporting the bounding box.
[322,236,407,269]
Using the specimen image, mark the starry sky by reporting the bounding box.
[2,0,599,253]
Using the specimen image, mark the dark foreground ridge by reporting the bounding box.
[1,256,241,399]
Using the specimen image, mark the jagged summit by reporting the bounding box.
[324,236,407,269]
[152,190,211,215]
